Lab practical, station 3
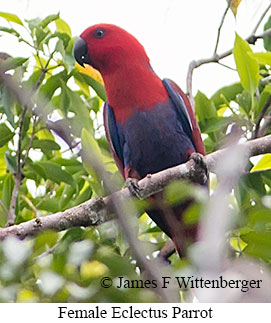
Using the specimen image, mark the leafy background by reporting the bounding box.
[0,3,271,302]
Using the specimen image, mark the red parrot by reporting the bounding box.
[74,24,207,259]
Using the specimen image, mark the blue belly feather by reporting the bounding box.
[119,100,195,178]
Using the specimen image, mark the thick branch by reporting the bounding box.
[0,135,270,240]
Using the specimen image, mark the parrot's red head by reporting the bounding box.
[74,24,150,74]
[74,24,168,122]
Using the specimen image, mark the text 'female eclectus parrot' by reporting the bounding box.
[73,24,207,259]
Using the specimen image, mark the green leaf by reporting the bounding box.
[0,124,14,147]
[59,84,71,113]
[81,128,102,181]
[233,33,259,95]
[0,26,20,37]
[198,116,233,133]
[183,203,201,225]
[0,12,23,25]
[236,90,252,115]
[1,57,28,72]
[2,173,14,208]
[39,70,68,100]
[46,32,70,48]
[88,96,101,113]
[36,198,59,213]
[74,73,90,96]
[74,185,92,205]
[235,170,266,208]
[34,230,58,255]
[248,209,271,232]
[251,154,271,172]
[59,184,76,210]
[81,128,117,176]
[211,83,243,107]
[1,87,15,127]
[252,52,271,66]
[32,139,61,151]
[242,231,271,261]
[4,151,17,174]
[63,52,75,74]
[39,13,60,29]
[25,17,41,34]
[143,226,161,234]
[23,69,42,87]
[55,18,72,37]
[35,161,75,186]
[53,157,82,167]
[165,181,194,206]
[73,70,106,101]
[34,26,50,46]
[263,16,271,51]
[194,91,217,122]
[255,85,271,119]
[36,128,55,141]
[68,92,93,135]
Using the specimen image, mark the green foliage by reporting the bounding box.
[0,11,161,302]
[264,16,271,51]
[0,10,271,303]
[233,33,259,96]
[195,32,271,266]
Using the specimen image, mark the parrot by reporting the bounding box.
[73,24,208,259]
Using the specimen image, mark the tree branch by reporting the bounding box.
[0,60,76,226]
[6,104,28,226]
[186,17,271,103]
[0,134,270,240]
[213,0,231,55]
[3,62,49,226]
[253,95,271,139]
[251,2,271,35]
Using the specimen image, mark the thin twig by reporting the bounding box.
[34,244,57,261]
[187,28,271,103]
[7,104,28,226]
[21,115,39,168]
[2,52,56,226]
[252,2,271,35]
[217,61,236,71]
[253,95,271,139]
[214,0,231,55]
[260,74,271,84]
[21,194,39,217]
[33,50,56,91]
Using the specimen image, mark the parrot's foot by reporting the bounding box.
[125,178,143,199]
[189,152,208,185]
[158,239,176,265]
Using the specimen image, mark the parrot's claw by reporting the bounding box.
[189,152,208,185]
[158,239,176,265]
[125,178,143,199]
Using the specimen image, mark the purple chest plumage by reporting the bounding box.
[119,100,196,178]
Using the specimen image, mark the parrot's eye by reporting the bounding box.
[94,28,105,39]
